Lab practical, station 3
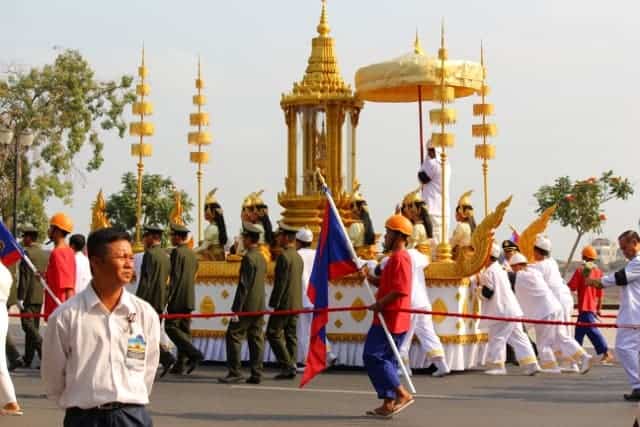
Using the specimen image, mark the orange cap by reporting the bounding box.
[582,245,597,260]
[384,214,413,236]
[49,212,73,233]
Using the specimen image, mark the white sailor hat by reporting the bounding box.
[295,226,313,243]
[534,234,552,252]
[509,253,528,266]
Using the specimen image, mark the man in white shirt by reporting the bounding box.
[479,244,539,375]
[295,227,315,366]
[510,253,592,375]
[69,234,91,294]
[417,141,450,244]
[589,230,640,401]
[42,227,160,427]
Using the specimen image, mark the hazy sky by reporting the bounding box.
[3,0,639,261]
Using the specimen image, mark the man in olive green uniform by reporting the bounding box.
[267,222,303,380]
[166,223,203,375]
[220,223,267,384]
[17,225,49,368]
[136,224,176,377]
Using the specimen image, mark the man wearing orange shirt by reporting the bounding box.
[568,245,613,364]
[43,213,76,320]
[364,214,414,418]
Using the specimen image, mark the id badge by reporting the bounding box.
[126,333,147,362]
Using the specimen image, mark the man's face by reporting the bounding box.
[619,236,640,260]
[170,233,181,246]
[504,249,516,261]
[247,208,259,223]
[22,234,34,246]
[427,148,436,159]
[384,228,397,251]
[92,240,134,286]
[511,263,525,273]
[47,226,55,241]
[241,234,252,248]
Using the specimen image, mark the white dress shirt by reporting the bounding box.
[419,152,450,225]
[530,257,573,309]
[407,249,430,309]
[297,247,316,309]
[602,254,640,325]
[480,261,524,326]
[42,285,160,409]
[513,267,562,320]
[74,252,92,294]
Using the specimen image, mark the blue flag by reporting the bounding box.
[0,221,24,266]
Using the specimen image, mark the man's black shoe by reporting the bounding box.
[8,358,24,372]
[274,369,296,380]
[218,374,244,384]
[624,389,640,401]
[170,363,185,375]
[159,361,175,378]
[246,376,261,384]
[186,356,203,375]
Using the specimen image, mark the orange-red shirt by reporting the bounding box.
[568,265,603,313]
[44,246,76,319]
[374,250,412,333]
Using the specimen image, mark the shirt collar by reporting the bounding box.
[84,283,135,314]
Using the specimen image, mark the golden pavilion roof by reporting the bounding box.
[281,0,358,106]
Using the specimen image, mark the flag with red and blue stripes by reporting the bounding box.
[0,221,24,266]
[300,186,359,388]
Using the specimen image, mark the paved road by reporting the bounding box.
[9,362,639,427]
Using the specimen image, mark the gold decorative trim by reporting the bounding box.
[192,329,226,339]
[350,297,367,323]
[519,356,537,366]
[334,319,343,329]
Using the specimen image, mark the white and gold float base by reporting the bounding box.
[190,263,486,370]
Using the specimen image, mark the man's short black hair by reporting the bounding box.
[242,231,260,244]
[619,230,640,242]
[298,241,312,249]
[87,227,131,259]
[22,230,39,240]
[533,246,549,258]
[69,234,86,252]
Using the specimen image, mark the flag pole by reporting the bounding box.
[22,253,62,306]
[314,169,417,394]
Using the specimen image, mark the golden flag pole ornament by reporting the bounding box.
[473,42,498,217]
[188,56,212,242]
[129,45,154,252]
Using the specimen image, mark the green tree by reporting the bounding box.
[105,172,194,236]
[0,49,135,232]
[534,170,634,275]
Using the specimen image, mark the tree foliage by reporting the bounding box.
[534,170,634,272]
[0,49,135,231]
[105,172,194,234]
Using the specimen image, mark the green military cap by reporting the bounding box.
[20,224,38,234]
[169,222,190,234]
[276,221,298,235]
[241,222,262,236]
[143,223,164,234]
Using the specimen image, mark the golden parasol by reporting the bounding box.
[354,26,484,163]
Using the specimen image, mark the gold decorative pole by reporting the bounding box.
[188,57,212,242]
[129,46,154,252]
[473,42,497,217]
[430,20,456,262]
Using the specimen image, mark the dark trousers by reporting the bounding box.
[165,317,203,366]
[21,304,42,365]
[266,314,298,369]
[363,325,406,400]
[225,315,265,378]
[5,334,21,364]
[64,405,152,427]
[575,311,609,355]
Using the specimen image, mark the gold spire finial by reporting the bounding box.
[141,43,145,68]
[414,29,424,55]
[440,18,445,49]
[197,54,201,80]
[480,40,484,67]
[317,0,330,37]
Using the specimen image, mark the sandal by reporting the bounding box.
[0,408,24,416]
[365,407,393,418]
[391,398,415,415]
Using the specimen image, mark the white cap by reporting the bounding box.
[295,226,313,243]
[490,242,501,259]
[509,253,528,266]
[534,234,552,252]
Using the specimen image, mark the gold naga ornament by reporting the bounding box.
[517,205,557,262]
[129,45,154,252]
[473,42,498,217]
[456,189,474,218]
[91,189,111,231]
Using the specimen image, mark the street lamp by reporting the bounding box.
[0,126,35,236]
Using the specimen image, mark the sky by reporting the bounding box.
[2,0,639,261]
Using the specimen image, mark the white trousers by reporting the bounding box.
[399,311,445,366]
[535,311,585,369]
[486,322,537,366]
[0,303,17,406]
[615,328,640,389]
[297,311,313,363]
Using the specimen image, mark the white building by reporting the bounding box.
[591,237,619,266]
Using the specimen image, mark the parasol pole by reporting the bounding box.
[418,85,424,164]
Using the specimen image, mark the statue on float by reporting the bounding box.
[400,187,434,258]
[91,189,111,231]
[195,188,228,261]
[450,190,476,260]
[347,184,377,260]
[230,190,273,262]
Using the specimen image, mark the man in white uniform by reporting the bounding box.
[398,248,449,377]
[510,253,592,374]
[479,244,539,375]
[530,234,579,372]
[70,234,92,294]
[295,227,315,366]
[417,140,450,244]
[589,230,640,401]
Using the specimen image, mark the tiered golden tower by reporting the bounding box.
[278,0,363,235]
[130,46,154,252]
[188,58,212,242]
[473,43,498,217]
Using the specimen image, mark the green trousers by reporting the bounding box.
[21,304,42,366]
[225,315,265,378]
[266,314,298,369]
[165,317,203,365]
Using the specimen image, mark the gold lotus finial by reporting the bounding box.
[414,29,424,55]
[317,0,330,37]
[197,54,201,80]
[141,42,145,68]
[440,19,445,49]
